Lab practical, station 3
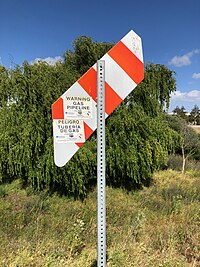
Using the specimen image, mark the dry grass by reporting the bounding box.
[0,170,200,266]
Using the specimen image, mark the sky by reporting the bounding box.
[0,0,200,112]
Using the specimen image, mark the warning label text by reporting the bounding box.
[64,96,92,119]
[53,119,85,143]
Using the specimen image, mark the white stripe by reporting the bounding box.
[54,141,79,167]
[121,30,143,63]
[62,81,97,131]
[93,55,137,100]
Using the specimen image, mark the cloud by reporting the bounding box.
[192,73,200,79]
[169,90,200,112]
[170,90,200,102]
[169,49,200,67]
[0,57,3,66]
[31,56,63,65]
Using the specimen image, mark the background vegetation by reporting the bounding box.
[1,36,193,198]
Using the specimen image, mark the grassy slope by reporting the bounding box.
[190,125,200,134]
[0,170,200,267]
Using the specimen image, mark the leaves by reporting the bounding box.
[105,105,179,190]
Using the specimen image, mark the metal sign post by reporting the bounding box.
[97,60,106,267]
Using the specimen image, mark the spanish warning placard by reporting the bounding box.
[53,119,85,143]
[64,96,92,119]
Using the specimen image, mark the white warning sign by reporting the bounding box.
[53,119,85,143]
[64,96,92,119]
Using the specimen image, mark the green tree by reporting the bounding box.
[172,105,188,121]
[189,104,200,125]
[105,62,179,187]
[0,61,77,185]
[166,115,200,173]
[127,63,176,116]
[106,105,179,189]
[64,36,113,76]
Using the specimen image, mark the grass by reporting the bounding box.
[0,170,200,266]
[168,155,200,177]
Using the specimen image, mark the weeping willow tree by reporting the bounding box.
[0,62,77,185]
[0,36,180,198]
[105,63,179,189]
[127,63,176,116]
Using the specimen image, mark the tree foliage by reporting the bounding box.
[172,105,200,125]
[106,105,179,189]
[172,105,188,121]
[64,36,113,76]
[0,36,180,198]
[189,105,200,125]
[0,62,79,181]
[127,63,176,116]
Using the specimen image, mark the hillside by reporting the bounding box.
[190,125,200,134]
[0,170,200,267]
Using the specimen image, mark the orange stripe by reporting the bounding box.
[78,68,97,102]
[83,122,93,140]
[52,97,64,120]
[75,122,93,148]
[105,82,122,115]
[108,41,144,85]
[75,142,83,148]
[78,67,123,115]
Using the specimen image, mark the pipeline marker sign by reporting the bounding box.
[52,30,144,167]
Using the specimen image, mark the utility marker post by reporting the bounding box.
[97,60,106,267]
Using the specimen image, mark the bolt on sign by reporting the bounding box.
[52,30,144,167]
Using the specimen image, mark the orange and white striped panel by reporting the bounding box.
[52,30,144,167]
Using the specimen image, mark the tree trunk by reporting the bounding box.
[181,145,186,174]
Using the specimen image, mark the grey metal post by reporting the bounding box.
[97,60,106,267]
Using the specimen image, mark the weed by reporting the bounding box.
[67,218,86,257]
[0,186,6,197]
[131,211,146,241]
[171,194,183,214]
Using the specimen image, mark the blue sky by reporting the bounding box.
[1,0,200,112]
